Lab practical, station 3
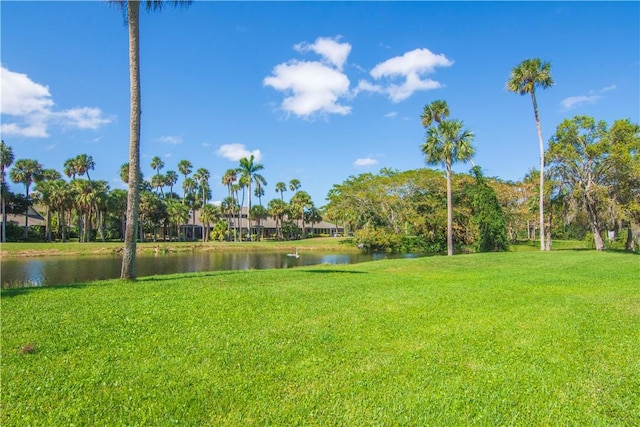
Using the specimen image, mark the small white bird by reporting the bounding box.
[287,247,300,258]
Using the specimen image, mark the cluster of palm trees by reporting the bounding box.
[1,139,321,245]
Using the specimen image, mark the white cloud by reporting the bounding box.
[158,135,183,145]
[360,48,453,102]
[560,95,601,110]
[294,36,351,70]
[560,84,617,111]
[384,111,398,118]
[354,157,378,167]
[216,143,262,162]
[264,37,352,118]
[0,66,112,138]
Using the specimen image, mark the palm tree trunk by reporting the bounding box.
[24,186,30,239]
[46,209,52,242]
[531,92,547,251]
[121,0,141,280]
[446,162,453,256]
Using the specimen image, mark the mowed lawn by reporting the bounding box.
[2,251,638,425]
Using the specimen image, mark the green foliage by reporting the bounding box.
[2,252,638,425]
[468,167,509,252]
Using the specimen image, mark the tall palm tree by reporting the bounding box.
[32,169,62,242]
[421,119,475,256]
[73,154,96,182]
[237,155,265,240]
[506,58,553,251]
[1,140,15,242]
[9,159,44,238]
[275,181,287,201]
[110,0,192,279]
[421,99,450,128]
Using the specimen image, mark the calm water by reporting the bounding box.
[1,251,422,288]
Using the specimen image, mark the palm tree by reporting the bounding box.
[289,179,301,197]
[421,99,450,127]
[110,0,192,279]
[9,159,44,238]
[199,204,219,242]
[1,140,15,242]
[164,170,178,199]
[194,167,211,204]
[268,198,287,240]
[275,181,287,201]
[73,154,96,181]
[32,169,62,241]
[506,58,553,251]
[150,155,165,177]
[290,190,313,239]
[421,119,475,256]
[237,155,265,241]
[221,169,238,240]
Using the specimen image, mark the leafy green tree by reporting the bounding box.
[1,140,15,242]
[421,119,475,256]
[507,58,553,251]
[606,119,640,250]
[9,158,44,238]
[547,116,615,250]
[110,0,192,279]
[468,167,509,252]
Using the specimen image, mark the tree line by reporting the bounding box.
[0,142,322,245]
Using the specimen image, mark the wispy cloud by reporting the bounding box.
[560,84,617,110]
[158,135,183,145]
[354,157,379,167]
[216,143,262,162]
[0,66,112,138]
[384,111,398,118]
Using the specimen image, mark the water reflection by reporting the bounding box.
[1,251,421,288]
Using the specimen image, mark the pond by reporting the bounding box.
[1,251,423,288]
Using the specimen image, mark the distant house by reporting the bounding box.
[177,207,344,240]
[1,206,47,234]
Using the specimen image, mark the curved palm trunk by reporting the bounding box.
[531,91,547,251]
[445,161,453,256]
[24,185,30,239]
[121,1,141,280]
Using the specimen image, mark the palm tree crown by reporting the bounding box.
[421,99,450,128]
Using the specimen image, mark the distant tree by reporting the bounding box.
[468,167,509,252]
[10,159,44,238]
[275,181,287,201]
[290,190,313,239]
[289,178,301,196]
[237,155,265,241]
[1,140,15,242]
[165,170,178,199]
[199,203,219,242]
[268,198,287,240]
[150,155,165,176]
[507,58,553,251]
[421,119,475,256]
[546,116,620,251]
[250,204,268,241]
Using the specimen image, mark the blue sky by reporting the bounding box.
[2,1,638,207]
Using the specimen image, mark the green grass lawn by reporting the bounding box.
[2,251,638,425]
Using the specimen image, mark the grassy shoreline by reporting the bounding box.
[2,251,638,425]
[0,237,359,258]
